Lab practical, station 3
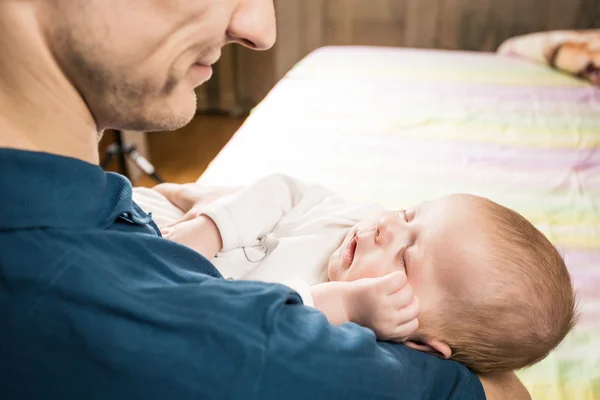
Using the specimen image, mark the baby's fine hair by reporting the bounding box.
[424,198,577,374]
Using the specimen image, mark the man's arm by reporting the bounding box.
[127,277,484,399]
[253,282,485,399]
[6,273,484,399]
[311,272,420,342]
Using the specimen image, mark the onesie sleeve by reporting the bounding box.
[201,174,336,251]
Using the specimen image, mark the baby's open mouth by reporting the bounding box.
[343,234,357,268]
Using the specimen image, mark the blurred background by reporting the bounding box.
[100,0,598,187]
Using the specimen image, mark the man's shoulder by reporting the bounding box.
[0,228,281,399]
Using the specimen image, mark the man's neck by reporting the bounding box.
[0,2,99,164]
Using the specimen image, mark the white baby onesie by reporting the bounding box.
[132,174,385,305]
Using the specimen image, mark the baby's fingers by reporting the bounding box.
[391,318,420,342]
[377,271,408,295]
[389,282,415,308]
[395,296,420,323]
[386,297,420,342]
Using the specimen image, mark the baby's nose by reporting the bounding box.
[376,215,403,246]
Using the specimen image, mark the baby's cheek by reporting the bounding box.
[355,257,389,280]
[326,250,343,281]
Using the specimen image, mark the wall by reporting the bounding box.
[197,0,599,114]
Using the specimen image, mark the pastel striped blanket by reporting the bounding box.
[198,47,600,399]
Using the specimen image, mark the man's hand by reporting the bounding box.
[347,271,420,342]
[153,183,239,227]
[312,272,419,342]
[161,215,223,260]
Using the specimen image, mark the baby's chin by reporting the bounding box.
[326,250,342,282]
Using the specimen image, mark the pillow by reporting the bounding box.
[497,30,600,85]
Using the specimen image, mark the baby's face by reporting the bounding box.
[328,194,493,320]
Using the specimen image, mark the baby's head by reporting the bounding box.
[327,194,577,373]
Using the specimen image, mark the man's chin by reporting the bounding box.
[129,90,198,132]
[114,116,190,133]
[119,105,196,133]
[153,112,195,132]
[158,93,197,131]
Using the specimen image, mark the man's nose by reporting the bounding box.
[228,0,276,51]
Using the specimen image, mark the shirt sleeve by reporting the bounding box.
[280,280,314,307]
[201,174,337,251]
[3,256,485,400]
[258,284,487,400]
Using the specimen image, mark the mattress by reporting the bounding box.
[197,46,600,399]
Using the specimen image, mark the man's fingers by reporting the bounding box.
[153,183,180,200]
[154,183,239,213]
[175,211,199,225]
[160,210,198,230]
[153,183,194,211]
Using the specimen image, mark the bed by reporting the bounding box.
[196,46,600,399]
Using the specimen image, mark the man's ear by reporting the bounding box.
[405,339,452,359]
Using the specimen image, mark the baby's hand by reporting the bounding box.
[154,183,239,227]
[346,271,420,342]
[161,215,223,260]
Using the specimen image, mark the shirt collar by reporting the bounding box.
[0,149,140,230]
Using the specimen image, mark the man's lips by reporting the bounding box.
[199,53,221,66]
[188,63,213,84]
[187,52,220,85]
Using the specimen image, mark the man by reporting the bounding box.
[0,1,530,398]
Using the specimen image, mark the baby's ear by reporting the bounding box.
[404,339,452,359]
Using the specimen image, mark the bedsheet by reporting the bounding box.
[197,47,600,399]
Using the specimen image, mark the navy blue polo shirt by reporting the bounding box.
[0,149,485,400]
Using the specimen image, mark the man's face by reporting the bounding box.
[39,0,276,132]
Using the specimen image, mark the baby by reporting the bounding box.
[134,174,577,374]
